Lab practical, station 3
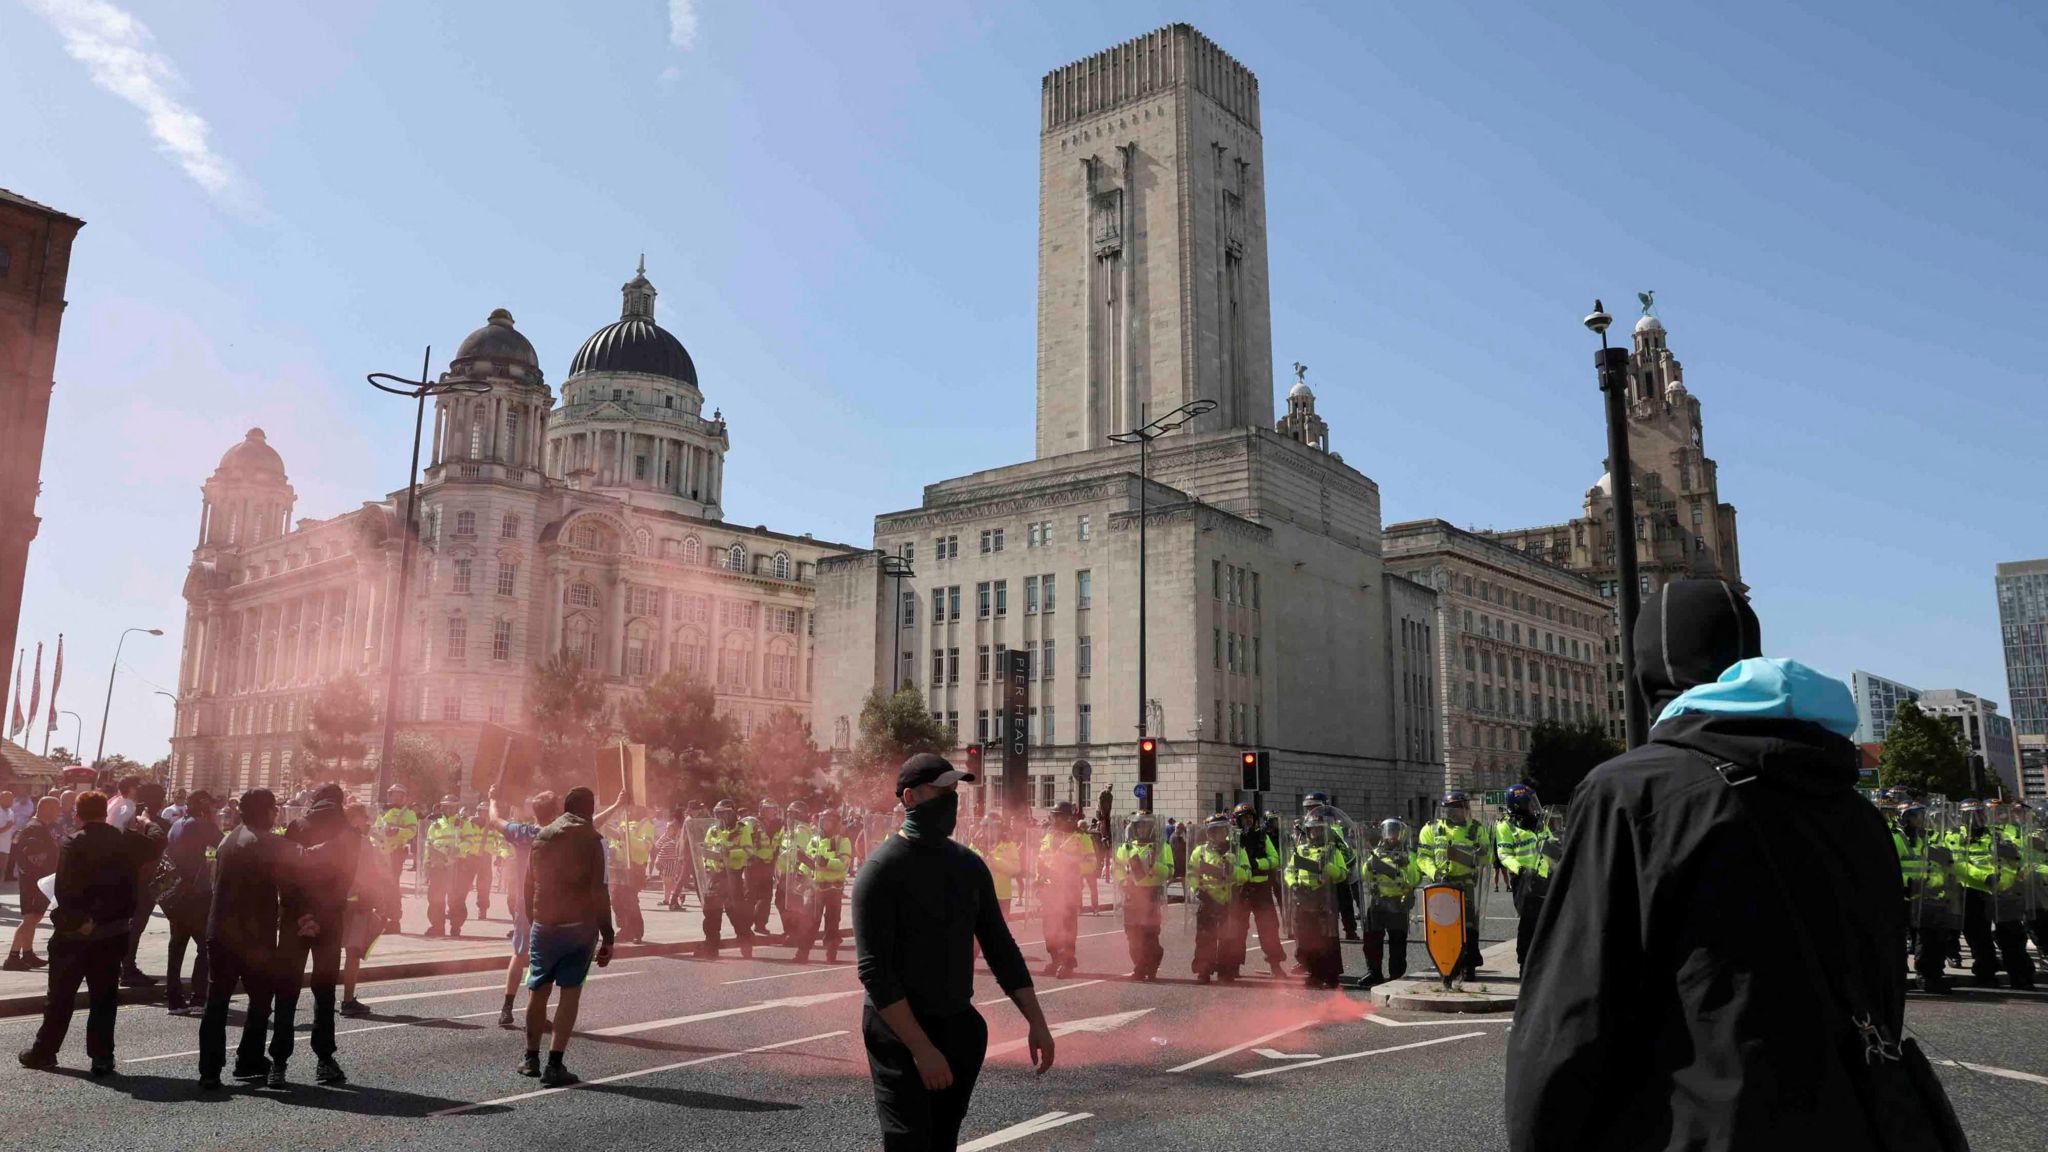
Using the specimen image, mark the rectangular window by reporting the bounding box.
[981,529,992,554]
[501,513,519,539]
[1213,560,1223,599]
[902,542,915,565]
[452,558,472,594]
[977,582,991,618]
[447,617,467,662]
[496,562,516,597]
[1026,640,1038,680]
[492,619,511,662]
[991,528,1004,552]
[977,710,990,743]
[900,590,916,627]
[1042,639,1055,681]
[946,534,959,559]
[1077,635,1092,677]
[626,635,649,677]
[1253,635,1261,677]
[455,510,476,537]
[1027,522,1041,548]
[948,586,961,621]
[977,645,990,682]
[1079,703,1092,745]
[1214,627,1223,669]
[932,588,945,624]
[947,647,960,685]
[628,585,659,616]
[1252,572,1260,610]
[1077,569,1092,609]
[1025,575,1040,614]
[932,649,945,685]
[1077,515,1091,541]
[442,693,461,722]
[1042,574,1055,613]
[1254,704,1263,744]
[1227,632,1238,673]
[994,580,1008,617]
[1042,705,1055,746]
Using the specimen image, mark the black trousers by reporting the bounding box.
[1509,875,1545,969]
[1121,886,1164,976]
[166,921,209,1002]
[426,865,465,932]
[1962,889,2035,985]
[199,942,277,1076]
[796,884,843,961]
[273,932,341,1063]
[863,1004,989,1152]
[472,856,493,914]
[1292,904,1343,986]
[611,874,645,943]
[125,887,156,969]
[1192,895,1232,978]
[1914,922,1955,989]
[1231,882,1286,966]
[702,873,754,952]
[1335,883,1359,937]
[1361,928,1408,980]
[1041,883,1080,967]
[744,862,774,934]
[30,933,125,1060]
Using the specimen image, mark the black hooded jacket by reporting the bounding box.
[1505,583,1907,1152]
[283,785,358,933]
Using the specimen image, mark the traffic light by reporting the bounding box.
[1241,750,1259,792]
[1137,737,1158,783]
[965,743,983,776]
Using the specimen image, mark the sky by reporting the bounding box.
[2,0,2043,765]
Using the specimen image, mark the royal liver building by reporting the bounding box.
[169,267,851,796]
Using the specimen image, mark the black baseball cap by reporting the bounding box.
[896,753,975,796]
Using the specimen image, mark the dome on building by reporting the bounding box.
[454,308,539,368]
[567,262,699,387]
[1592,470,1612,496]
[217,428,285,478]
[1634,313,1664,334]
[1287,379,1314,401]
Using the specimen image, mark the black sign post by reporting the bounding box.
[1002,649,1030,812]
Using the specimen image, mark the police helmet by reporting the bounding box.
[1051,801,1078,820]
[1378,817,1409,846]
[1301,791,1330,810]
[1899,803,1927,828]
[786,800,810,820]
[1505,784,1541,813]
[713,799,737,815]
[1231,802,1257,822]
[1203,812,1233,835]
[1442,789,1470,807]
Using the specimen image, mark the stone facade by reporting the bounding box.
[0,189,83,715]
[812,28,1439,827]
[1384,519,1617,791]
[169,271,853,796]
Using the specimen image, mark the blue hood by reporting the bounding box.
[1654,658,1858,739]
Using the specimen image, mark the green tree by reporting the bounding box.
[1878,700,1973,800]
[620,670,733,804]
[847,683,955,807]
[96,753,145,778]
[1521,719,1622,805]
[301,670,375,784]
[46,746,79,767]
[737,706,830,806]
[387,730,462,806]
[531,654,611,790]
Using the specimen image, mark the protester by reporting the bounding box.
[1506,580,1961,1151]
[340,802,397,1017]
[854,754,1054,1151]
[199,788,319,1091]
[0,790,15,912]
[161,791,222,1014]
[106,777,139,831]
[519,786,614,1086]
[120,782,169,988]
[5,797,59,971]
[275,782,358,1085]
[17,790,158,1075]
[477,786,586,1029]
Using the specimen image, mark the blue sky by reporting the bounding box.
[3,0,2043,763]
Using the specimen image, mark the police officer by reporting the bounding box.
[1895,802,1956,994]
[746,801,783,938]
[456,804,487,921]
[1285,813,1349,988]
[1188,813,1249,984]
[1951,799,2034,988]
[774,801,815,942]
[1301,792,1360,941]
[699,800,754,960]
[1362,817,1421,985]
[423,799,466,937]
[1113,812,1171,981]
[1418,790,1489,980]
[606,806,654,946]
[1229,802,1288,979]
[370,785,417,886]
[1494,784,1552,969]
[1035,802,1091,977]
[796,809,853,963]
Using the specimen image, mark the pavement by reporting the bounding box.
[0,890,2040,1151]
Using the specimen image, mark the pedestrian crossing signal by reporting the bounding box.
[1138,738,1157,783]
[965,744,982,776]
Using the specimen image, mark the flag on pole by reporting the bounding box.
[25,642,42,737]
[46,634,63,734]
[8,649,21,738]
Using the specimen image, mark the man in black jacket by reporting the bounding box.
[274,782,357,1085]
[198,789,318,1091]
[17,791,158,1075]
[518,787,614,1087]
[162,792,221,1014]
[1506,581,1942,1152]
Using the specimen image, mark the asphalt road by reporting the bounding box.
[0,901,2041,1151]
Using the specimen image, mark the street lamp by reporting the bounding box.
[879,553,917,692]
[1585,300,1648,748]
[1109,397,1217,813]
[95,627,163,769]
[59,710,82,764]
[366,348,492,805]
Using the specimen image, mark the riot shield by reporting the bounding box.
[2027,807,2048,953]
[860,811,899,869]
[1182,818,1243,980]
[1986,800,2030,927]
[1283,818,1346,985]
[1416,805,1488,979]
[1361,819,1422,983]
[1116,814,1169,979]
[1906,803,1963,938]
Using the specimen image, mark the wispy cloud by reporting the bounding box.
[667,0,698,51]
[24,0,244,202]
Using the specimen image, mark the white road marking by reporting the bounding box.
[1255,1047,1322,1060]
[721,964,856,985]
[1167,1020,1319,1073]
[988,1007,1154,1056]
[1935,1058,2048,1087]
[1008,928,1123,950]
[361,969,639,1007]
[1944,986,2048,998]
[431,1029,847,1117]
[122,1008,504,1064]
[976,978,1103,1007]
[1366,1013,1513,1028]
[1235,1031,1485,1079]
[957,1110,1095,1150]
[588,989,861,1037]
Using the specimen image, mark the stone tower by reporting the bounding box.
[1034,24,1274,458]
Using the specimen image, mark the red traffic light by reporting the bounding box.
[1240,751,1256,767]
[1140,738,1157,754]
[965,744,983,768]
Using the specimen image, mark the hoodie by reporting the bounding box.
[1505,587,1925,1152]
[283,784,359,932]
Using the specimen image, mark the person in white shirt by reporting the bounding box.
[106,777,140,831]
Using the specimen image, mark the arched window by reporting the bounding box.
[683,537,701,565]
[625,623,652,679]
[565,616,596,670]
[672,627,708,680]
[719,634,752,691]
[773,552,791,580]
[568,582,596,608]
[725,544,747,572]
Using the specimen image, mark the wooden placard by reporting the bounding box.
[596,744,649,808]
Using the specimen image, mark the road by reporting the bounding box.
[1,901,2041,1151]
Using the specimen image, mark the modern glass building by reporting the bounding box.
[1995,558,2048,799]
[1850,670,1921,746]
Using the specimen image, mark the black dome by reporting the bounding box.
[454,308,538,367]
[568,317,698,386]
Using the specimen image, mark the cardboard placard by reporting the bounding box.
[596,744,648,808]
[471,723,540,797]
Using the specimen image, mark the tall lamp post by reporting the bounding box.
[366,348,490,805]
[1109,397,1217,804]
[880,553,916,691]
[59,710,82,764]
[95,626,163,769]
[1585,301,1648,748]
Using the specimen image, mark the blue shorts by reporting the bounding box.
[511,905,533,957]
[526,922,600,990]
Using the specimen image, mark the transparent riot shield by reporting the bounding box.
[773,814,817,944]
[683,815,739,953]
[2026,807,2048,954]
[1316,803,1368,943]
[1905,802,1963,962]
[1116,814,1169,979]
[1183,819,1243,980]
[1282,818,1345,985]
[1986,800,2030,928]
[1361,819,1422,983]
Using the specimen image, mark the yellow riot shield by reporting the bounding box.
[1422,883,1468,988]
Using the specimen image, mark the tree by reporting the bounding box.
[1521,719,1622,806]
[96,753,145,779]
[847,684,956,807]
[387,730,462,807]
[1878,700,1973,800]
[301,670,375,785]
[620,670,733,805]
[737,707,831,807]
[531,654,611,791]
[46,746,79,768]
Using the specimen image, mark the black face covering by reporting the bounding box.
[902,790,958,842]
